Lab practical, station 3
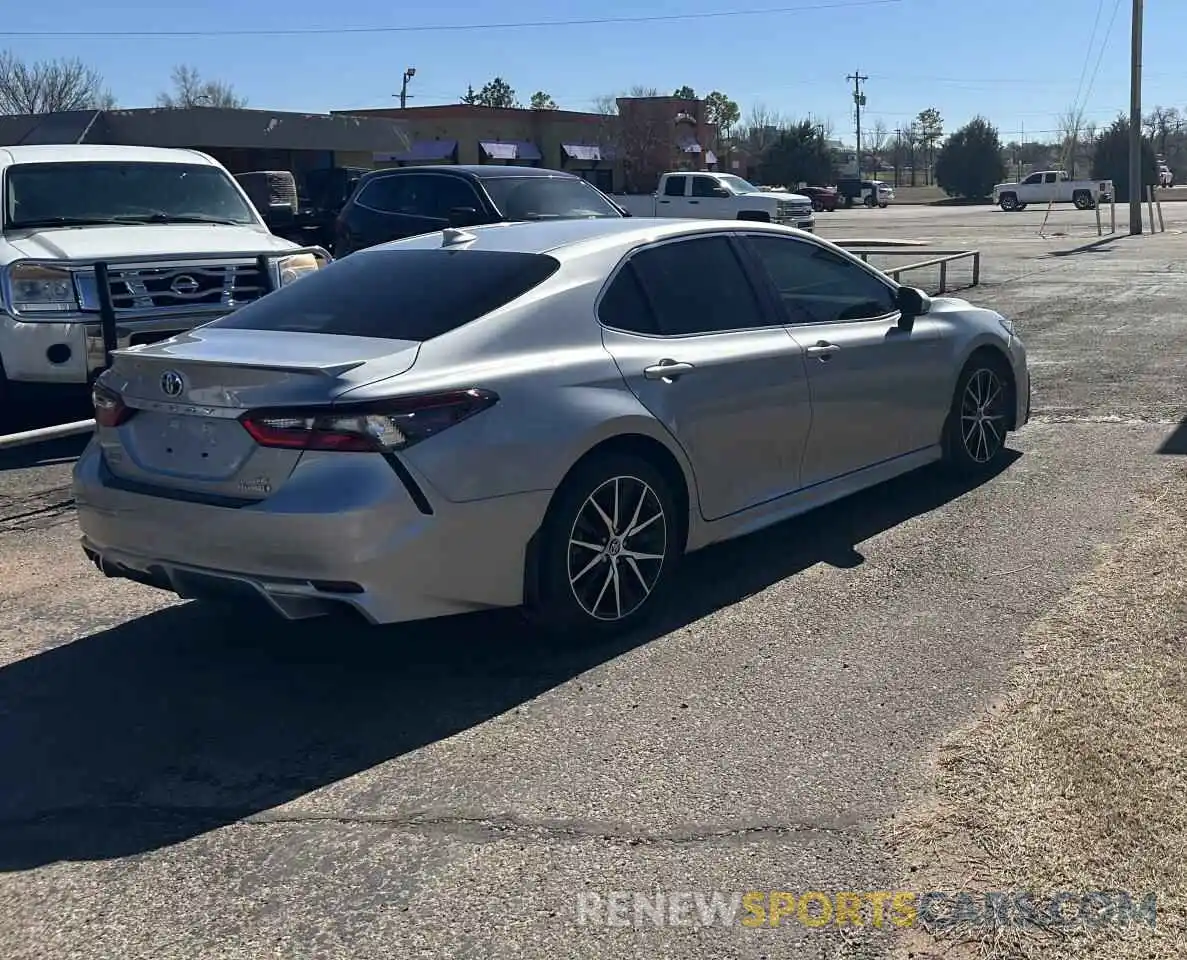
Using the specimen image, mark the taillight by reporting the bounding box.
[92,380,133,428]
[239,389,498,453]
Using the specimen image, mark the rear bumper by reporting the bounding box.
[72,442,552,624]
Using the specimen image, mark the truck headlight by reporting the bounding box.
[7,263,80,313]
[276,252,323,286]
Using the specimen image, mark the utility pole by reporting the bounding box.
[1128,0,1143,234]
[847,70,868,178]
[397,67,417,109]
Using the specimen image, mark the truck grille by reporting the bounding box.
[106,262,268,313]
[777,201,814,221]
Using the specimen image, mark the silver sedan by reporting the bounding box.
[73,218,1029,636]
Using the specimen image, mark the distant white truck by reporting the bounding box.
[615,172,816,231]
[0,144,327,410]
[993,170,1114,212]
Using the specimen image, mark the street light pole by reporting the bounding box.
[1129,0,1143,234]
[398,67,417,109]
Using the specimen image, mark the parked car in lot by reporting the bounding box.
[794,185,840,212]
[0,144,325,409]
[993,170,1112,211]
[614,172,816,230]
[1158,163,1174,188]
[334,164,626,255]
[835,179,895,208]
[74,218,1029,636]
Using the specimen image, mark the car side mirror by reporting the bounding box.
[712,187,730,198]
[896,286,931,330]
[448,206,480,227]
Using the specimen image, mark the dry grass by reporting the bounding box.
[889,468,1187,960]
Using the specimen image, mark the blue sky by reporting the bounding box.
[4,0,1185,145]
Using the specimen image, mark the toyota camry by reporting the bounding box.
[73,218,1029,635]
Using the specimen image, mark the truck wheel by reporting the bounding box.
[1073,191,1095,210]
[863,194,876,208]
[999,193,1019,211]
[878,201,889,208]
[811,198,824,212]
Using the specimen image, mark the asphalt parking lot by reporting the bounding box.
[3,202,1186,960]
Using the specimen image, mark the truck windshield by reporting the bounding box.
[715,175,762,194]
[479,176,622,220]
[3,162,258,229]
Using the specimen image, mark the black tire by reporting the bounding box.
[529,453,682,637]
[1073,191,1095,210]
[999,193,1019,211]
[942,355,1014,477]
[878,201,889,208]
[811,198,824,212]
[864,194,876,208]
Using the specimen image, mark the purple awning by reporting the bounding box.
[562,143,603,162]
[480,140,542,161]
[378,138,457,163]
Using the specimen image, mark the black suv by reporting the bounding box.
[334,165,627,255]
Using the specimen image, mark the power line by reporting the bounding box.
[0,0,903,38]
[1081,0,1125,111]
[1071,0,1107,113]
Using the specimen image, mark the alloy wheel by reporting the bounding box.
[961,368,1008,463]
[567,475,668,622]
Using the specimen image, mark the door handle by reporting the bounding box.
[805,341,841,360]
[658,199,671,204]
[688,200,700,204]
[643,360,695,380]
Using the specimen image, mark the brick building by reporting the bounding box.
[339,97,720,194]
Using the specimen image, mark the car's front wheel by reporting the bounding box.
[530,453,681,636]
[942,356,1014,476]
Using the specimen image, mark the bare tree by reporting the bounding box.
[1145,105,1182,157]
[1057,105,1086,176]
[0,50,114,114]
[625,84,660,98]
[867,119,889,170]
[157,65,247,109]
[900,122,921,186]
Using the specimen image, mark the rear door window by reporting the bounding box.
[630,235,770,335]
[206,249,560,340]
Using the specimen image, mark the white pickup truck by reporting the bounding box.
[993,170,1114,212]
[0,144,327,409]
[615,172,816,231]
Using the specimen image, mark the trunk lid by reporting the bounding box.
[98,327,420,499]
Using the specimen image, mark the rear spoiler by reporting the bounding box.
[114,353,367,378]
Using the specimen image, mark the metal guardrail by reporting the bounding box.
[0,246,329,451]
[845,247,981,293]
[0,419,96,451]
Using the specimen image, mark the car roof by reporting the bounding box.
[359,164,581,182]
[0,144,218,169]
[361,217,820,260]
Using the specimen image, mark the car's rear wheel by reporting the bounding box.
[999,193,1019,211]
[942,356,1014,476]
[530,453,680,637]
[864,194,877,207]
[1073,190,1095,210]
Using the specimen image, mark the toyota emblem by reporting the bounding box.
[160,370,185,397]
[170,275,200,296]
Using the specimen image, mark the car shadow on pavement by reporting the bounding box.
[0,452,1020,872]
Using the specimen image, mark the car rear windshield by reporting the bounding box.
[479,176,621,221]
[4,162,257,228]
[205,248,561,340]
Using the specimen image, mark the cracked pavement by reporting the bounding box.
[3,204,1187,959]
